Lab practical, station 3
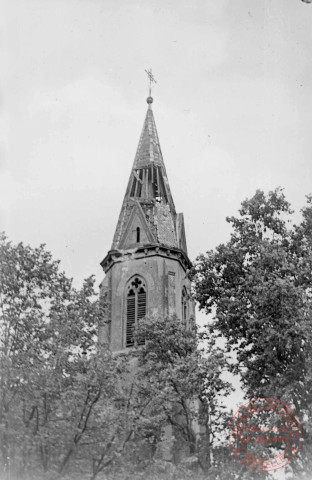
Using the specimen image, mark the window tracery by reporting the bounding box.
[126,276,147,347]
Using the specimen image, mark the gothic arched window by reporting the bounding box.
[126,277,147,347]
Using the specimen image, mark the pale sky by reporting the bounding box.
[1,0,311,421]
[2,0,312,287]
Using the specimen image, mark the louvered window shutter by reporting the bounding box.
[137,289,146,345]
[126,293,136,347]
[126,281,147,347]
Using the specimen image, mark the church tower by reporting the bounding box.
[100,94,194,351]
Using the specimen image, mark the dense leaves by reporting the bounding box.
[0,234,235,480]
[0,234,139,480]
[4,192,310,480]
[133,315,233,475]
[194,189,312,478]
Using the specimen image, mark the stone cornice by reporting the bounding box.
[100,243,192,274]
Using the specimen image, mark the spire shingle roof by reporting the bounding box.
[110,98,187,254]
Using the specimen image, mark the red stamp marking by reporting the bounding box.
[229,398,302,472]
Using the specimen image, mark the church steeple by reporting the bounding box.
[107,96,188,257]
[99,90,195,353]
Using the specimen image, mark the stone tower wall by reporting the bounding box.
[99,253,193,352]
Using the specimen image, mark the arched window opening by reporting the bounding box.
[136,227,140,243]
[126,277,147,347]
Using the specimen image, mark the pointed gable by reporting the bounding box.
[119,201,156,249]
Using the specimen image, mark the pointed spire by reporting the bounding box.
[134,69,161,168]
[110,95,188,255]
[132,98,165,169]
[123,96,175,209]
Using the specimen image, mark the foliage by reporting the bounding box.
[5,211,308,480]
[1,234,235,480]
[133,315,233,475]
[0,234,136,480]
[194,189,312,478]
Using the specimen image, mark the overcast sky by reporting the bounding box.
[1,0,311,419]
[2,0,312,287]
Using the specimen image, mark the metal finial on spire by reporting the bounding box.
[145,68,157,103]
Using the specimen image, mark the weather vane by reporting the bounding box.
[145,68,157,97]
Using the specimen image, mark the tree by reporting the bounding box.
[0,234,189,480]
[0,234,134,480]
[0,233,103,477]
[194,189,312,478]
[133,315,233,477]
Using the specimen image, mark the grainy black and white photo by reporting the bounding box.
[1,1,312,479]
